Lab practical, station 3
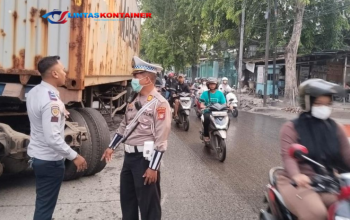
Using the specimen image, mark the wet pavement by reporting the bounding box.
[0,111,288,220]
[162,111,285,219]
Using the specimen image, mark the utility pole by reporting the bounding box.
[272,0,278,100]
[263,0,271,107]
[238,0,245,92]
[343,56,348,105]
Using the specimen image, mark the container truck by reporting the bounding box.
[0,0,140,180]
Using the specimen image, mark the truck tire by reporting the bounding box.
[77,108,110,176]
[63,109,93,181]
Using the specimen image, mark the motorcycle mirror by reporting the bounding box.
[289,144,309,160]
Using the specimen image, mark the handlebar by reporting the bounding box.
[291,174,340,194]
[201,104,229,112]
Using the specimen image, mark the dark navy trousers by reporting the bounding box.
[120,152,161,220]
[32,158,65,220]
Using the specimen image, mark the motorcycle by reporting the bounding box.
[260,144,350,220]
[199,102,229,162]
[224,90,238,118]
[168,88,191,131]
[192,88,203,118]
[193,85,209,118]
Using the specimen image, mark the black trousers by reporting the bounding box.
[32,158,65,220]
[120,152,161,220]
[203,112,211,137]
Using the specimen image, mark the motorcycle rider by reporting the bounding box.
[219,77,234,93]
[155,76,164,93]
[198,78,208,95]
[173,74,190,120]
[192,77,201,90]
[165,72,177,99]
[219,77,237,111]
[166,72,177,89]
[277,79,350,220]
[200,77,226,142]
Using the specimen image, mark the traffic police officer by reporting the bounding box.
[101,56,171,220]
[26,56,87,220]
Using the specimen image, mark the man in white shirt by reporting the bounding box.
[26,56,87,220]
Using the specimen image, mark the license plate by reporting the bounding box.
[180,97,190,101]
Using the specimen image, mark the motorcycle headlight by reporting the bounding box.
[336,217,350,220]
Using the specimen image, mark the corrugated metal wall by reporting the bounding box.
[84,0,140,77]
[0,0,71,73]
[0,0,140,89]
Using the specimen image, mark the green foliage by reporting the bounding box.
[140,0,350,70]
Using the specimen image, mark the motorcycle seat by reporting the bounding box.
[269,167,285,187]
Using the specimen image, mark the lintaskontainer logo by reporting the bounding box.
[42,10,69,24]
[42,9,152,24]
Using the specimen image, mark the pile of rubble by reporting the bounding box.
[239,95,263,111]
[238,94,285,111]
[281,107,302,114]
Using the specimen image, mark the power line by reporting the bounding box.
[251,3,350,31]
[250,2,350,29]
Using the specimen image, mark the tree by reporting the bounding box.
[139,0,350,90]
[284,0,307,104]
[284,0,350,104]
[140,0,205,76]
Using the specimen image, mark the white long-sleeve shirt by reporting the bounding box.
[26,81,77,161]
[219,84,233,93]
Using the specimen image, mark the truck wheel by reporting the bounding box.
[63,109,93,181]
[77,108,110,176]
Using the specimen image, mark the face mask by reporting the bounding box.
[131,78,145,92]
[311,105,332,120]
[131,77,152,92]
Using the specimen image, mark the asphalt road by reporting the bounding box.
[0,111,287,220]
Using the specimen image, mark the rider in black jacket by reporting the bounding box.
[165,72,177,89]
[173,74,190,120]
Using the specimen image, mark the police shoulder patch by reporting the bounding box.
[156,107,166,120]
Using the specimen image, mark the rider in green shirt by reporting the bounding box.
[200,77,226,142]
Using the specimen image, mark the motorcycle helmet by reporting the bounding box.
[206,77,218,89]
[299,79,344,111]
[222,77,228,81]
[168,72,174,77]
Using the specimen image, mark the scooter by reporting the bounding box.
[193,88,203,118]
[199,102,229,162]
[260,144,350,220]
[193,85,209,118]
[224,90,238,118]
[168,88,192,131]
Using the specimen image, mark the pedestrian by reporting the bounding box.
[26,56,87,220]
[101,56,172,220]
